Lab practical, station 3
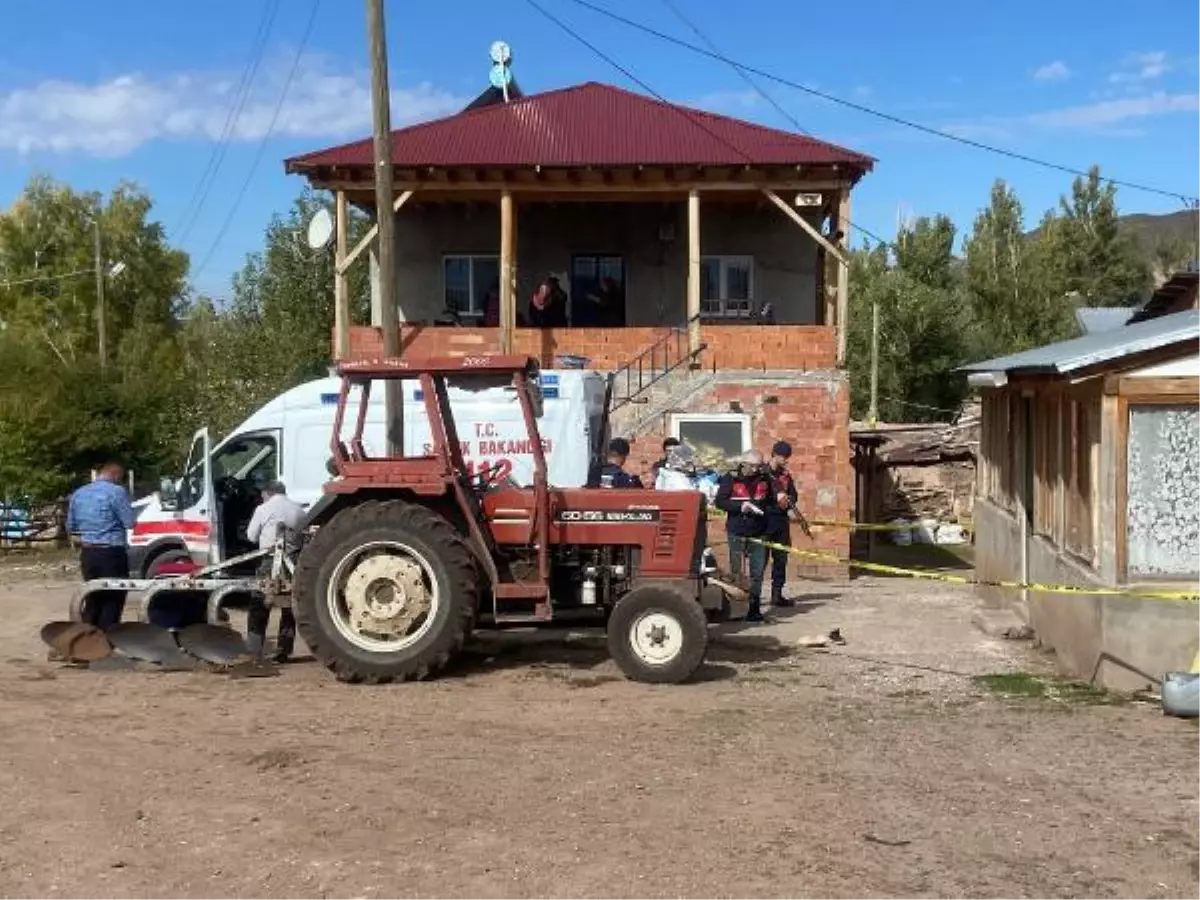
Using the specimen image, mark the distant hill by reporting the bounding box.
[1118,209,1198,253]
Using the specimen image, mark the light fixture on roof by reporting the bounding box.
[489,40,514,102]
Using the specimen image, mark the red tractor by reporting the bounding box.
[293,354,718,684]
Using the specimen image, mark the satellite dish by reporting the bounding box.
[489,41,512,65]
[489,64,513,90]
[306,208,334,250]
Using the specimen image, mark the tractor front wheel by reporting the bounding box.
[607,585,708,684]
[293,499,478,683]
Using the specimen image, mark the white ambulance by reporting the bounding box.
[129,371,609,577]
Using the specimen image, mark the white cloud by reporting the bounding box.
[691,88,762,112]
[0,52,467,158]
[1109,50,1172,84]
[1028,91,1198,127]
[943,90,1198,140]
[1033,60,1071,81]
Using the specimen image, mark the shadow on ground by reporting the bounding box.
[855,543,975,574]
[448,625,798,683]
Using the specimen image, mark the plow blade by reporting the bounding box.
[177,623,251,665]
[106,623,197,669]
[40,621,112,662]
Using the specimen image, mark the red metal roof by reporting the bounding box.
[285,82,874,174]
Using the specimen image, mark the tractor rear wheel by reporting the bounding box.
[293,499,478,683]
[607,585,708,684]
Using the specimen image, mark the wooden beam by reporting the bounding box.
[1107,376,1200,398]
[761,189,846,264]
[687,189,701,355]
[333,190,349,360]
[314,178,852,194]
[836,188,851,365]
[500,190,516,354]
[337,190,413,275]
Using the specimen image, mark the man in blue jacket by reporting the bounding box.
[715,450,775,623]
[66,461,136,630]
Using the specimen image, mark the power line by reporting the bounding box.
[171,0,281,244]
[0,267,96,289]
[192,0,322,279]
[565,0,1199,204]
[655,0,891,249]
[525,0,893,251]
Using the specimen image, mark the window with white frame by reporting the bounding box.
[670,412,752,461]
[700,256,754,318]
[443,255,500,316]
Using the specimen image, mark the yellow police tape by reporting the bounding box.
[704,508,972,533]
[737,535,1200,603]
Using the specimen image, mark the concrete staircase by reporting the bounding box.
[609,365,716,438]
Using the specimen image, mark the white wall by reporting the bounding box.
[1125,353,1200,378]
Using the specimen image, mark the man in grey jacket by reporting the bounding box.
[246,481,305,662]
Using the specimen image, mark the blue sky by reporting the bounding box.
[2,0,1197,300]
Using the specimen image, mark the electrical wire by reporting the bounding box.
[565,0,1199,204]
[171,0,281,244]
[526,0,893,250]
[656,0,893,249]
[191,0,322,279]
[0,268,95,289]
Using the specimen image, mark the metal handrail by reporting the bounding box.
[610,314,705,411]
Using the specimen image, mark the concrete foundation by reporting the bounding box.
[974,498,1199,691]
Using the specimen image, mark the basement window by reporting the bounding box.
[670,413,751,462]
[443,255,500,317]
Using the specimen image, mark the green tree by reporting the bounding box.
[1042,165,1151,306]
[963,180,1076,356]
[0,176,189,499]
[846,217,974,423]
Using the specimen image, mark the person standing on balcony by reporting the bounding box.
[715,450,774,623]
[66,461,136,630]
[529,275,567,327]
[587,276,625,327]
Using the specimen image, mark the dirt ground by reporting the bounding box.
[0,557,1196,899]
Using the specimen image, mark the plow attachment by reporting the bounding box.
[43,542,293,673]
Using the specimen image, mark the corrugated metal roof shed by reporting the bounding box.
[1075,307,1131,335]
[959,309,1199,376]
[285,82,874,173]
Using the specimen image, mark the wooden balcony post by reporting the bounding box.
[500,190,516,354]
[687,189,701,354]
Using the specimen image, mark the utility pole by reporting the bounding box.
[868,299,880,427]
[367,0,402,453]
[93,219,106,373]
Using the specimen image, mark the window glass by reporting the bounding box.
[1127,404,1199,578]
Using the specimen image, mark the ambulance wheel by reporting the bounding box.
[607,586,708,684]
[293,499,477,684]
[145,548,192,579]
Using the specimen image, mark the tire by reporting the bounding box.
[293,499,478,683]
[607,585,709,684]
[145,548,193,579]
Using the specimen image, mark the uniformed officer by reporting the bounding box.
[597,438,644,489]
[764,441,812,608]
[715,450,775,623]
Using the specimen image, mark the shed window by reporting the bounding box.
[1126,404,1200,578]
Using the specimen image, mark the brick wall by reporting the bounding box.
[346,324,836,371]
[623,376,852,578]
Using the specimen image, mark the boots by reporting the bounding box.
[772,586,793,608]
